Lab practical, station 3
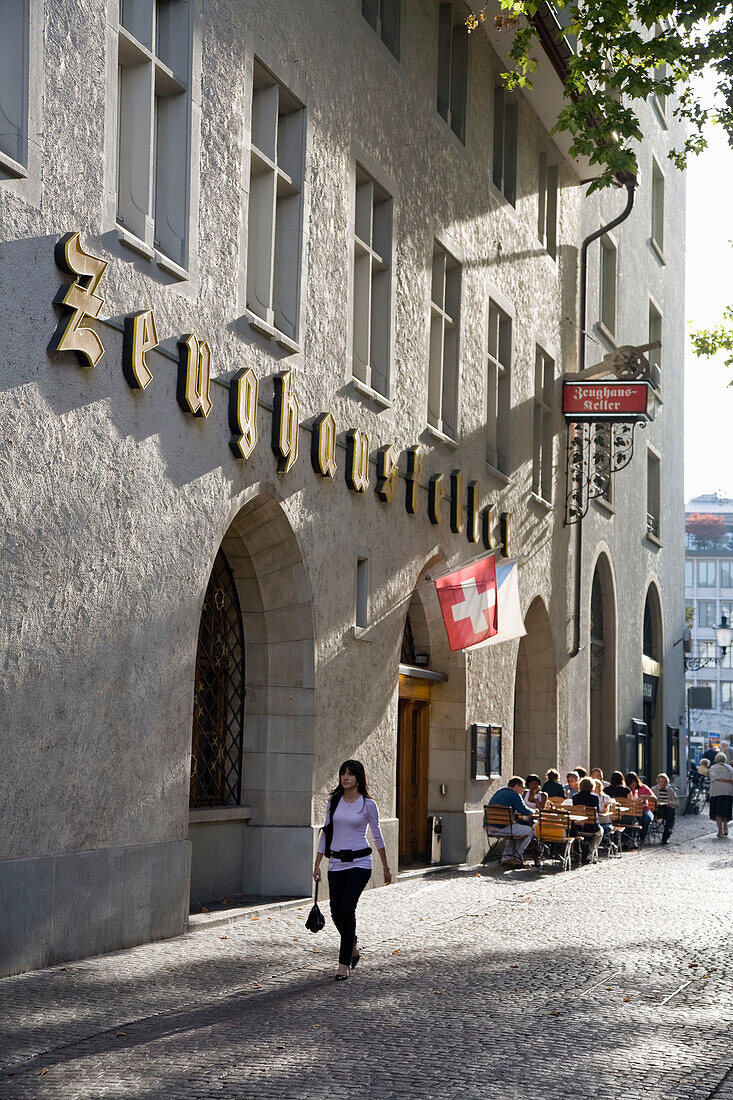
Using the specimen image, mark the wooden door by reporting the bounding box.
[397,697,430,865]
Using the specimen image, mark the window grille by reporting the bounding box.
[190,549,245,808]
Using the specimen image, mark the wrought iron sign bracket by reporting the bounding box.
[565,420,642,524]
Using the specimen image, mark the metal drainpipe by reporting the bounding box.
[569,173,637,659]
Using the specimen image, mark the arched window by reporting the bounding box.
[190,549,245,808]
[590,572,605,684]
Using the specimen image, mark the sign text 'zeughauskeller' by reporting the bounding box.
[47,232,513,556]
[562,380,655,422]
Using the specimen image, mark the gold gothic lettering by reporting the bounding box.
[177,334,212,417]
[271,372,300,474]
[428,473,445,525]
[311,412,337,477]
[466,481,479,543]
[345,429,370,492]
[500,511,512,558]
[482,504,497,550]
[450,470,463,534]
[229,367,258,461]
[123,309,158,390]
[405,446,421,515]
[376,445,399,503]
[48,232,108,368]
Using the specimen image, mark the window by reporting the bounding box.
[427,241,461,440]
[492,86,517,204]
[352,165,392,397]
[722,599,733,621]
[698,560,716,587]
[700,641,717,663]
[532,346,554,502]
[599,235,617,336]
[646,450,660,537]
[722,683,733,711]
[436,3,468,143]
[246,60,305,342]
[356,556,369,628]
[362,0,401,59]
[652,22,668,118]
[117,0,192,267]
[648,301,662,389]
[721,646,733,669]
[486,299,512,473]
[721,561,733,588]
[651,159,665,255]
[685,560,694,588]
[190,550,244,808]
[0,0,29,174]
[699,601,717,629]
[538,152,558,258]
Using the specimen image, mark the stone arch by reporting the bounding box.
[397,551,468,864]
[188,486,315,905]
[513,596,558,778]
[642,578,664,779]
[589,551,618,777]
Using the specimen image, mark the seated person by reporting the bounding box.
[574,766,588,780]
[606,770,630,800]
[650,773,679,845]
[593,777,614,839]
[524,774,546,812]
[488,778,536,867]
[564,771,581,797]
[542,768,565,798]
[625,771,655,843]
[571,778,603,862]
[591,767,609,790]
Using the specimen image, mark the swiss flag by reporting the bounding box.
[434,555,498,652]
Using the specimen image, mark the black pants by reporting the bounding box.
[656,805,676,840]
[328,867,371,966]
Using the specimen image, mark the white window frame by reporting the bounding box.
[436,2,469,144]
[0,0,42,203]
[538,151,558,259]
[427,238,462,442]
[698,600,717,629]
[485,292,513,476]
[492,85,518,205]
[721,682,733,711]
[355,554,370,629]
[684,560,694,588]
[532,344,555,503]
[599,232,617,339]
[650,157,665,261]
[698,560,716,588]
[245,57,305,346]
[651,21,669,127]
[351,162,393,400]
[646,447,661,540]
[648,297,662,390]
[721,561,733,588]
[115,0,194,275]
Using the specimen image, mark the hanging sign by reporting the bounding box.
[562,380,654,422]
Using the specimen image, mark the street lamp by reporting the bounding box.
[684,613,733,671]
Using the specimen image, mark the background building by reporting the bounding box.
[684,494,733,754]
[0,0,685,977]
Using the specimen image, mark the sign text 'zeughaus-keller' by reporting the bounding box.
[562,380,655,422]
[47,232,512,556]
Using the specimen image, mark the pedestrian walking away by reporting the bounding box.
[313,759,392,981]
[708,752,733,838]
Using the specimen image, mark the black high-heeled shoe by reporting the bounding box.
[334,972,349,981]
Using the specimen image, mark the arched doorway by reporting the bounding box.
[589,554,617,777]
[640,583,663,781]
[513,597,557,778]
[188,490,315,906]
[397,592,432,866]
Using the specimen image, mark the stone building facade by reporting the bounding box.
[0,0,685,977]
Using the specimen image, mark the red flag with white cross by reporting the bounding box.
[434,555,498,651]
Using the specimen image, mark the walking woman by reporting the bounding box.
[709,751,733,837]
[313,760,392,980]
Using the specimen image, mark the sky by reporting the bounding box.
[684,100,733,505]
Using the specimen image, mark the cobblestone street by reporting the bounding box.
[1,815,732,1100]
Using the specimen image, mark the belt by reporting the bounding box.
[329,847,371,861]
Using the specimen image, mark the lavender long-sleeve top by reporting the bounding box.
[317,795,385,872]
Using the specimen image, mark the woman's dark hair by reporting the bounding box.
[610,770,625,786]
[525,774,541,786]
[574,766,588,779]
[332,759,370,799]
[625,771,640,789]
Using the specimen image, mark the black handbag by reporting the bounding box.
[305,881,326,933]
